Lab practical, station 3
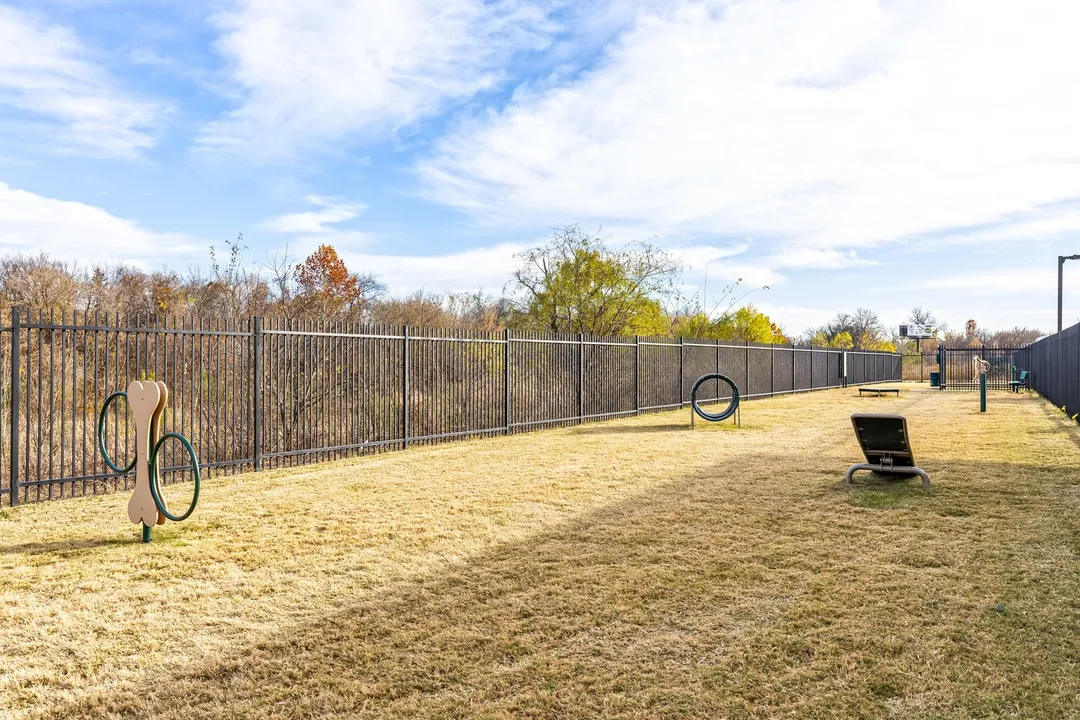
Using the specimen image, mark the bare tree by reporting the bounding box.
[262,244,296,318]
[981,327,1044,347]
[446,290,510,331]
[373,290,453,327]
[0,253,79,311]
[908,306,937,327]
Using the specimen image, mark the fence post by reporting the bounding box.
[634,335,641,415]
[578,333,585,423]
[940,347,945,391]
[770,343,775,396]
[745,341,750,396]
[791,344,796,393]
[678,336,684,406]
[252,316,263,471]
[504,328,511,434]
[402,326,410,448]
[9,306,19,507]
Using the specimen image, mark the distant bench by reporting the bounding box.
[858,387,900,397]
[1009,370,1029,393]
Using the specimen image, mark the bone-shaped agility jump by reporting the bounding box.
[971,356,991,384]
[98,380,201,543]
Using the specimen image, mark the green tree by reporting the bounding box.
[668,305,785,342]
[830,331,855,349]
[713,305,787,343]
[507,225,680,335]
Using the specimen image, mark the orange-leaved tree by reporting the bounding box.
[293,244,382,318]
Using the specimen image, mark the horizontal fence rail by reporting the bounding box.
[1014,325,1078,418]
[0,308,901,507]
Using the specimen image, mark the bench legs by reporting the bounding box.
[845,463,930,491]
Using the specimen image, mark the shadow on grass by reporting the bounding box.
[844,478,929,510]
[571,421,751,436]
[34,456,1080,720]
[0,536,130,556]
[570,423,689,435]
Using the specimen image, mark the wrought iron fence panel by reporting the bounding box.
[0,308,901,507]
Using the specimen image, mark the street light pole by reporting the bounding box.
[1059,254,1080,333]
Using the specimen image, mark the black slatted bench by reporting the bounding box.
[858,387,900,397]
[845,413,929,490]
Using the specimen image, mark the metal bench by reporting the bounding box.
[858,387,900,397]
[1008,370,1029,393]
[845,413,929,490]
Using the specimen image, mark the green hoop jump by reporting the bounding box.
[691,373,741,422]
[97,391,137,474]
[97,385,200,535]
[149,432,201,522]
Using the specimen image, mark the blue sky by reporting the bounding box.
[2,0,1080,337]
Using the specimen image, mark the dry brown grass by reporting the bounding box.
[1,385,1079,719]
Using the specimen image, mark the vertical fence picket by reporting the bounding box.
[402,326,410,449]
[252,316,262,471]
[578,333,584,423]
[9,306,20,506]
[504,329,511,434]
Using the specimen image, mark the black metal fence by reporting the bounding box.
[901,352,938,382]
[0,308,901,507]
[938,347,1023,391]
[1014,324,1078,418]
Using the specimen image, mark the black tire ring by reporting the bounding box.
[691,373,740,422]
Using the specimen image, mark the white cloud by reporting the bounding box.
[200,0,557,159]
[0,181,200,265]
[690,261,782,292]
[768,248,875,270]
[0,6,162,158]
[930,202,1080,246]
[912,268,1051,294]
[341,243,527,296]
[260,195,368,234]
[675,241,752,271]
[421,0,1080,252]
[755,303,836,335]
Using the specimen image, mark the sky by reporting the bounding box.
[1,0,1080,338]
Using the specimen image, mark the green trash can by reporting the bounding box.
[929,371,940,387]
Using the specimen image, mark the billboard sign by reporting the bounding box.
[899,324,935,339]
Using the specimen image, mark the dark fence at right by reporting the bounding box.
[1014,323,1080,418]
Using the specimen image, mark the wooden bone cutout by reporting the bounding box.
[150,381,169,524]
[125,380,165,527]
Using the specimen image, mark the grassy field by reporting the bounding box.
[1,385,1079,719]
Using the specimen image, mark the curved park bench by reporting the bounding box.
[1009,370,1029,393]
[845,412,930,490]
